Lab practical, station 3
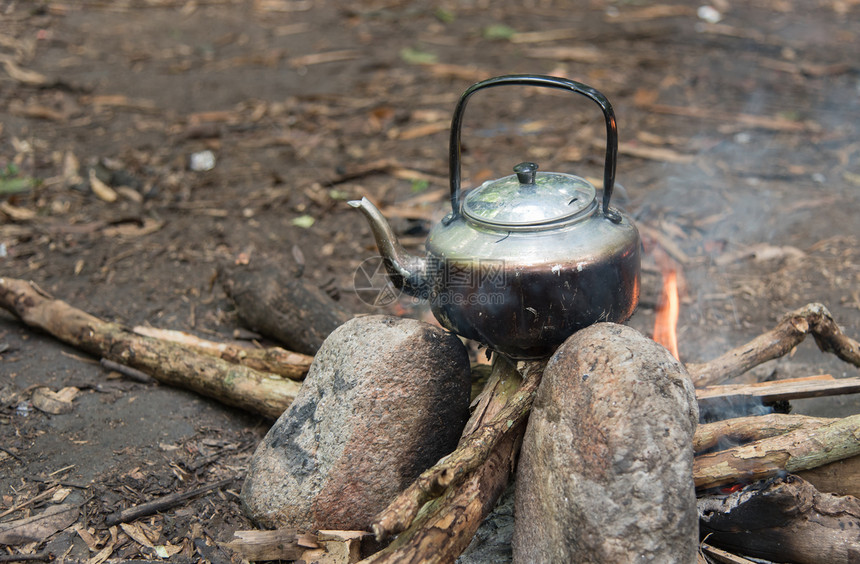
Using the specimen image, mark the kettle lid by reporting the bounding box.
[462,162,597,229]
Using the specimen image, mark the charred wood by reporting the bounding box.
[218,259,353,356]
[698,475,860,564]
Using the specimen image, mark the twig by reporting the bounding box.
[687,303,860,387]
[105,477,236,526]
[0,445,24,462]
[0,486,60,520]
[100,358,155,384]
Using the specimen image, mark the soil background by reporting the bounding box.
[1,1,859,562]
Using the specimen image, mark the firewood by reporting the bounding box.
[133,325,313,380]
[796,454,860,498]
[698,475,860,564]
[700,544,758,564]
[369,356,544,541]
[694,413,831,453]
[359,410,523,564]
[0,277,299,419]
[219,259,353,355]
[696,374,860,404]
[693,413,860,490]
[224,528,319,561]
[687,303,860,387]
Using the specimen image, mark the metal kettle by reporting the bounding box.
[350,74,641,359]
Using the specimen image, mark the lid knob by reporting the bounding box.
[513,162,538,185]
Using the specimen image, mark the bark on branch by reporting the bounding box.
[687,303,860,387]
[693,413,860,490]
[0,277,299,419]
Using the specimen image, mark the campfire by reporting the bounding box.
[3,261,860,563]
[3,72,860,563]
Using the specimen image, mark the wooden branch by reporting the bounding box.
[687,303,860,387]
[225,528,313,561]
[219,260,352,356]
[699,475,860,564]
[105,477,236,526]
[133,326,313,380]
[360,413,523,564]
[796,454,860,498]
[700,544,758,564]
[0,277,299,419]
[370,356,544,541]
[696,374,860,404]
[694,413,831,453]
[693,413,860,490]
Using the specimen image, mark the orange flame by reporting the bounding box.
[653,269,680,360]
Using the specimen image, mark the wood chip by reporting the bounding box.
[31,386,80,415]
[224,528,315,561]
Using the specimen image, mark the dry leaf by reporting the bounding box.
[120,522,154,549]
[0,503,78,545]
[154,543,183,558]
[88,169,117,203]
[87,526,118,564]
[51,488,72,504]
[74,524,101,551]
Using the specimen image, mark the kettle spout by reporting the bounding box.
[348,197,430,298]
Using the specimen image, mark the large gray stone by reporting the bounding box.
[241,315,471,531]
[513,323,699,564]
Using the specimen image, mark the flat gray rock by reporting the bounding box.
[513,323,699,564]
[241,315,471,531]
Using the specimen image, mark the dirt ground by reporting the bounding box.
[2,1,859,562]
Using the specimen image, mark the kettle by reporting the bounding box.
[349,74,640,359]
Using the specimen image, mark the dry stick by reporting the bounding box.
[361,358,528,563]
[370,356,545,541]
[693,413,860,490]
[100,357,155,384]
[687,302,860,388]
[0,277,299,419]
[105,477,236,526]
[693,413,832,453]
[132,326,313,381]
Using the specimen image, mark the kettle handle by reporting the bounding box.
[448,74,621,222]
